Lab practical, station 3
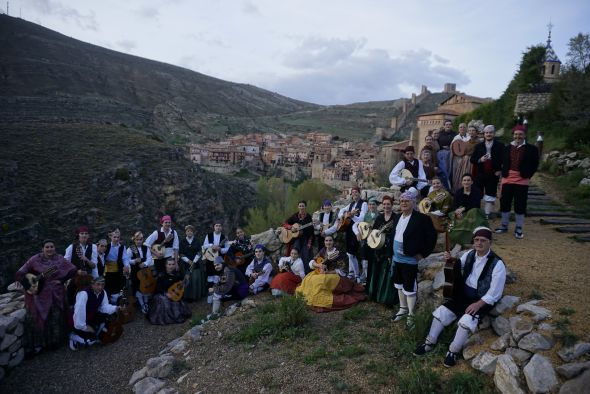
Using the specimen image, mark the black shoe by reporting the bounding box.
[443,351,459,367]
[514,227,524,239]
[494,226,508,234]
[413,342,435,356]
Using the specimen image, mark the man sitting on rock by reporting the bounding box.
[412,226,506,367]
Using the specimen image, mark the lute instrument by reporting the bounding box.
[366,220,394,249]
[99,312,123,344]
[442,231,462,301]
[167,264,195,302]
[22,266,58,295]
[357,222,372,240]
[276,222,315,244]
[150,230,175,259]
[117,272,136,324]
[399,168,429,184]
[132,244,157,294]
[73,243,94,290]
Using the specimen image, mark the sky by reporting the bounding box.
[2,0,589,105]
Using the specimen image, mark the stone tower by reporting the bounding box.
[542,22,561,83]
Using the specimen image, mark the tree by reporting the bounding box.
[566,33,590,72]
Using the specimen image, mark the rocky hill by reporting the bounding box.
[0,15,317,138]
[0,122,255,289]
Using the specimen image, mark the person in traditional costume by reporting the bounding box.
[69,276,121,350]
[353,197,379,283]
[471,125,504,220]
[282,200,314,273]
[144,215,179,274]
[227,227,255,274]
[420,147,437,184]
[296,235,366,312]
[245,245,273,294]
[450,124,479,191]
[104,229,131,303]
[391,192,437,328]
[64,226,97,305]
[270,248,305,296]
[95,239,107,278]
[436,120,457,188]
[210,257,249,316]
[337,187,367,282]
[313,200,338,253]
[449,174,488,246]
[389,146,429,197]
[424,177,453,216]
[148,259,192,325]
[179,225,207,302]
[413,227,506,368]
[202,220,230,302]
[15,240,77,356]
[366,195,397,307]
[495,125,539,239]
[127,231,154,314]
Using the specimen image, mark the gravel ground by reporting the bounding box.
[0,301,210,394]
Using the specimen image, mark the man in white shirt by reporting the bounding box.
[69,276,121,350]
[413,227,506,368]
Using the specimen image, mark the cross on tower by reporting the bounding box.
[547,20,553,45]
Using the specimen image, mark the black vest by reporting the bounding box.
[156,230,176,248]
[207,232,226,245]
[404,159,419,178]
[97,254,105,277]
[105,243,125,271]
[71,243,93,271]
[462,250,502,301]
[319,211,335,223]
[130,245,148,262]
[84,288,105,323]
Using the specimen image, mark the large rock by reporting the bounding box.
[518,332,554,352]
[251,229,281,254]
[558,342,590,363]
[9,309,26,322]
[432,270,445,290]
[491,333,512,352]
[133,377,166,394]
[471,351,498,375]
[7,348,24,368]
[129,366,147,386]
[516,300,551,322]
[492,316,511,336]
[417,280,434,304]
[560,369,590,394]
[417,252,444,272]
[0,351,10,366]
[183,325,202,342]
[0,315,18,334]
[510,316,534,341]
[505,347,532,366]
[494,354,526,394]
[146,355,175,379]
[463,334,484,361]
[169,339,187,355]
[156,388,179,394]
[0,334,17,352]
[523,354,558,393]
[489,295,520,316]
[556,361,590,379]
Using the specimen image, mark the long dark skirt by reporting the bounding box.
[23,305,69,357]
[366,256,397,307]
[182,264,208,301]
[148,294,192,325]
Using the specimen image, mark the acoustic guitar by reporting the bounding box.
[117,273,136,324]
[442,232,462,300]
[202,240,236,262]
[99,312,123,344]
[150,244,166,260]
[276,222,315,244]
[357,222,372,240]
[224,251,254,267]
[398,169,429,184]
[366,220,394,249]
[22,266,58,295]
[167,264,195,302]
[137,267,156,294]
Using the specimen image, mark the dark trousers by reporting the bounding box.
[72,312,109,340]
[476,171,500,198]
[500,183,529,214]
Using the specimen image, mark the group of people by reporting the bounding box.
[390,122,539,239]
[14,121,537,368]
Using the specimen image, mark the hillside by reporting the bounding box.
[0,122,255,289]
[0,15,317,138]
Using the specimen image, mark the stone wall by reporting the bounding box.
[514,93,551,115]
[0,291,26,381]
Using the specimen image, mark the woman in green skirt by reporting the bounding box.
[179,225,208,301]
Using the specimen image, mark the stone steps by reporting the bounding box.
[540,218,590,225]
[555,226,590,234]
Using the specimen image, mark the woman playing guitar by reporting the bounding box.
[148,258,192,325]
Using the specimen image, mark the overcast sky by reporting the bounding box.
[2,0,589,105]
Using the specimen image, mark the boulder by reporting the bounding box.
[510,316,534,341]
[11,323,24,337]
[463,334,484,360]
[146,355,175,379]
[0,316,18,334]
[417,280,434,304]
[566,152,578,159]
[156,388,179,394]
[556,361,590,379]
[580,178,590,187]
[479,315,491,330]
[133,377,166,394]
[516,300,551,322]
[558,342,590,363]
[0,351,10,366]
[560,369,590,394]
[579,157,590,169]
[518,332,554,352]
[489,295,520,316]
[8,309,26,322]
[505,267,517,284]
[471,351,498,375]
[0,334,17,352]
[492,316,511,336]
[183,325,201,342]
[169,339,187,355]
[491,333,512,352]
[505,347,532,366]
[538,323,555,332]
[251,229,281,254]
[523,354,558,393]
[129,366,147,386]
[494,354,526,394]
[7,348,24,368]
[432,270,445,290]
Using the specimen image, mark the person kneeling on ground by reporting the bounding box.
[413,227,506,367]
[69,276,122,350]
[210,256,249,317]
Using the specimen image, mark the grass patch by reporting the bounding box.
[190,313,207,327]
[231,295,310,344]
[446,371,489,394]
[558,307,576,316]
[337,345,366,358]
[342,305,370,321]
[529,288,543,300]
[393,360,442,394]
[555,317,579,347]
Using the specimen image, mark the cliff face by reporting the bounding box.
[0,123,255,289]
[0,15,317,134]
